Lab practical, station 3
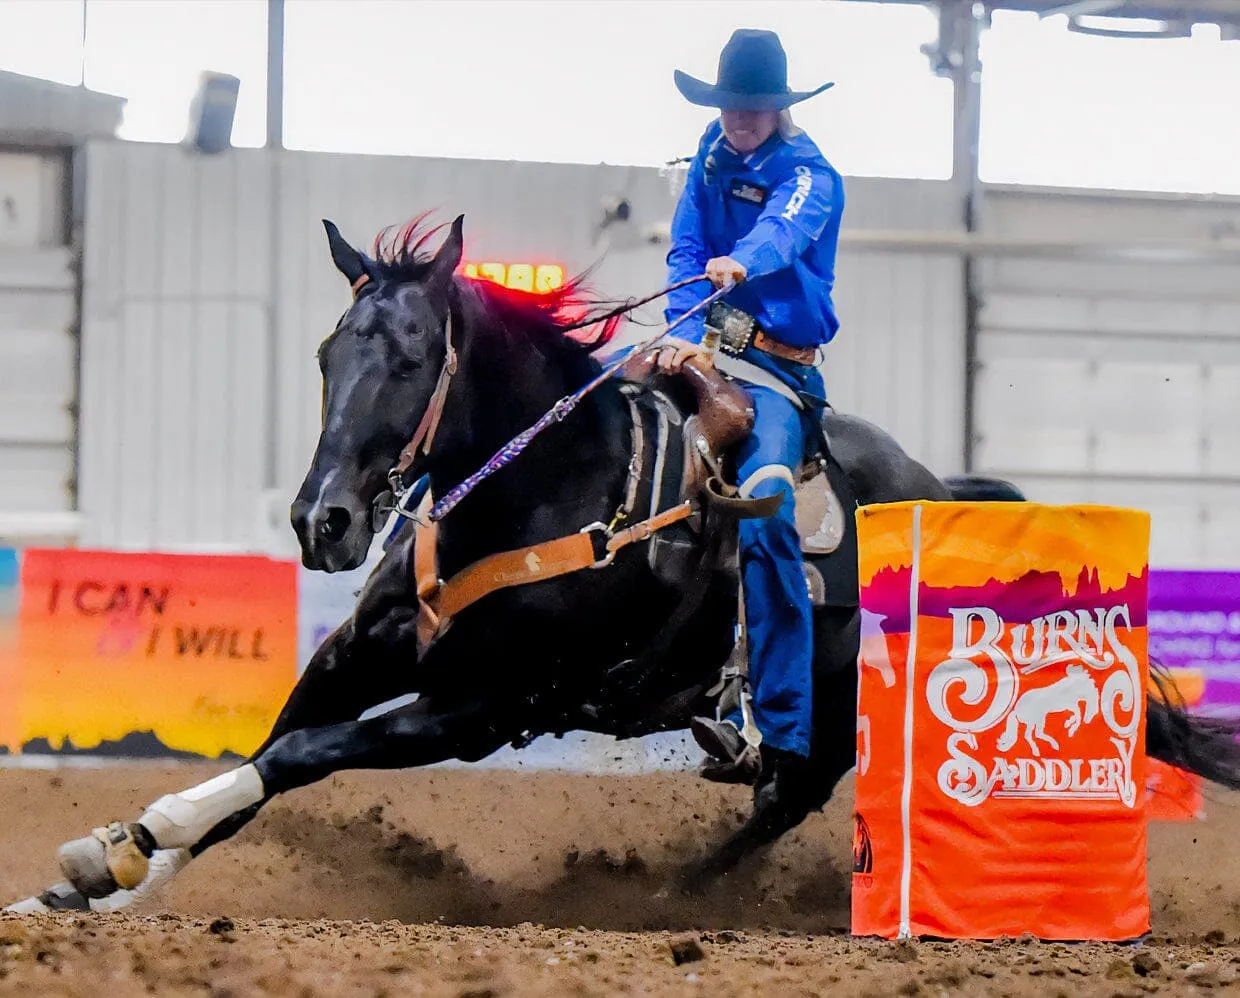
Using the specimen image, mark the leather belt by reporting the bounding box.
[753,330,816,366]
[706,301,817,367]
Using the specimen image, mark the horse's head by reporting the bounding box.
[1065,663,1102,719]
[291,216,464,572]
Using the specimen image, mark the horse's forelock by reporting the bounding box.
[371,211,445,270]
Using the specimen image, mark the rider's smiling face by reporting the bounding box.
[721,109,779,154]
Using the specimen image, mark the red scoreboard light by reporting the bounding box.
[462,262,565,294]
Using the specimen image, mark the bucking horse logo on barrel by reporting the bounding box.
[928,598,1144,809]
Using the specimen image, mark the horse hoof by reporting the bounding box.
[57,834,119,899]
[4,882,91,914]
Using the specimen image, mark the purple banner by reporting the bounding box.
[1149,570,1240,717]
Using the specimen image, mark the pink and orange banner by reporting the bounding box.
[853,502,1151,941]
[0,549,298,760]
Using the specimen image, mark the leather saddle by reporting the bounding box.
[617,349,848,574]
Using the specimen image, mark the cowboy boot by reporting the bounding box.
[691,716,762,785]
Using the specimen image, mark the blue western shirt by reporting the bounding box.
[664,120,845,350]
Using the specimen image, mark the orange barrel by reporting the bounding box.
[852,501,1151,941]
[1146,758,1203,822]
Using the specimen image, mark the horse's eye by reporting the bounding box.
[393,357,422,379]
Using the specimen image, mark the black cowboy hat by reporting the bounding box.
[674,29,834,112]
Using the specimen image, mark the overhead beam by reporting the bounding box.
[833,0,1240,29]
[838,229,1240,262]
[266,0,284,149]
[1004,0,1240,21]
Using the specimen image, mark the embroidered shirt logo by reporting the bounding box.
[781,165,814,221]
[729,178,768,206]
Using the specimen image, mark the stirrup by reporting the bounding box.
[699,745,763,785]
[691,717,763,786]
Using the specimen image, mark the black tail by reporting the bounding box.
[1147,662,1240,791]
[943,475,1027,502]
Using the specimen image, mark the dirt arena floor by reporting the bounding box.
[2,764,1240,995]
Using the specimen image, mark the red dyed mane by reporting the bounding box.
[371,213,623,349]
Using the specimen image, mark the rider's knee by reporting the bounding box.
[737,464,800,552]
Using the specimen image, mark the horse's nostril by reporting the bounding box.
[318,506,352,543]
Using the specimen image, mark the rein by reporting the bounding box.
[356,271,738,652]
[556,274,715,333]
[414,276,735,524]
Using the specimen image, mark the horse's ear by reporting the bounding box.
[322,219,368,287]
[426,214,465,295]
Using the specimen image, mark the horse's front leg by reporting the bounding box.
[23,606,420,913]
[50,695,514,909]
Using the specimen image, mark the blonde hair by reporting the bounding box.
[777,109,803,140]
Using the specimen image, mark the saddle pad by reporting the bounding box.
[795,470,846,555]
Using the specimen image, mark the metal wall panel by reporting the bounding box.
[81,142,963,551]
[79,142,273,550]
[807,177,968,478]
[0,150,75,516]
[271,163,966,510]
[974,187,1240,567]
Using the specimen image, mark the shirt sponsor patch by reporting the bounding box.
[728,178,768,206]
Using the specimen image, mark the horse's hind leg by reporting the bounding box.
[679,605,859,893]
[677,752,840,894]
[1034,720,1058,753]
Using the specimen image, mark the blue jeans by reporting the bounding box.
[726,351,825,759]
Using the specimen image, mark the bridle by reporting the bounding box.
[347,269,731,533]
[348,271,459,531]
[390,310,456,485]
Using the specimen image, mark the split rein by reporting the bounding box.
[382,273,736,527]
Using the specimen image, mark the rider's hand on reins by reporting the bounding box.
[706,256,746,289]
[656,337,714,374]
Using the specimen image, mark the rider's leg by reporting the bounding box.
[692,386,812,771]
[683,606,860,890]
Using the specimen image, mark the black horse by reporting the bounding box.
[19,214,1240,915]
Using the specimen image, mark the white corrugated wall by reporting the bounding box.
[826,177,966,478]
[973,187,1240,568]
[78,141,966,553]
[0,149,77,522]
[79,143,273,550]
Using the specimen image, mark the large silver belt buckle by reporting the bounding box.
[707,302,756,357]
